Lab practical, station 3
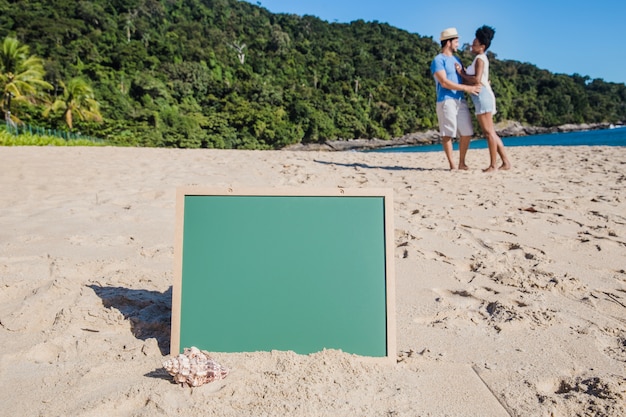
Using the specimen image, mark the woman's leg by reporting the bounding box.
[476,113,498,172]
[496,138,511,170]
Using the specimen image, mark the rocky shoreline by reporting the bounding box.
[283,121,619,151]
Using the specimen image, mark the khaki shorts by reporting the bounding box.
[436,99,474,138]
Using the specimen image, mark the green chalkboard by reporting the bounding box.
[171,187,395,360]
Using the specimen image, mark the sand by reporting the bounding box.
[0,145,624,416]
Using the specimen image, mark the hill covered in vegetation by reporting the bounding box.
[1,0,625,148]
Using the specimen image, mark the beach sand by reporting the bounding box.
[0,145,624,416]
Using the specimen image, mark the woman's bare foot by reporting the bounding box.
[499,162,511,170]
[482,165,496,172]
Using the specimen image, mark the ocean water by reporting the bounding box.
[371,126,626,153]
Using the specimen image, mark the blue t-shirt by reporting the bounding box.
[431,53,464,102]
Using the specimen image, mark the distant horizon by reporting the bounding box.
[244,0,626,85]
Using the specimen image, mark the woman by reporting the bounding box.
[456,25,511,172]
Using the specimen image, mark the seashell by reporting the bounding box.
[162,346,229,387]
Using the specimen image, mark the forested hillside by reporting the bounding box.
[1,0,625,148]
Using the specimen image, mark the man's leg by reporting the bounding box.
[458,135,470,170]
[457,100,474,170]
[441,136,456,170]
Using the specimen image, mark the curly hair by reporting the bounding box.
[475,25,495,50]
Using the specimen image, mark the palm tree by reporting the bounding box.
[0,37,52,123]
[44,77,103,130]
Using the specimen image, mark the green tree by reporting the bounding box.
[44,77,103,130]
[0,37,52,123]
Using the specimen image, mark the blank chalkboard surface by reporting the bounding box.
[171,187,395,360]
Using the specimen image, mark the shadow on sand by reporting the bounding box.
[313,159,443,172]
[88,284,172,355]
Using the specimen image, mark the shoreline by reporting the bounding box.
[284,121,620,152]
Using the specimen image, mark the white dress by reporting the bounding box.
[466,54,496,115]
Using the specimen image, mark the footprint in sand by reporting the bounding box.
[417,288,560,332]
[538,375,626,416]
[592,326,626,363]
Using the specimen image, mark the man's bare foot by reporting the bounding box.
[482,166,496,172]
[458,164,469,171]
[499,162,511,170]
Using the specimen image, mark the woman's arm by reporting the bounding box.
[456,58,484,85]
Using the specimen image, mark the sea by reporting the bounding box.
[370,126,626,153]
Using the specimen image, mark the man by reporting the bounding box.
[431,27,481,170]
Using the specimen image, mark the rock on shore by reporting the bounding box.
[284,121,617,152]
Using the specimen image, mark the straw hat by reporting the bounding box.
[440,27,459,41]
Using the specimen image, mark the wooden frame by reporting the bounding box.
[171,187,396,362]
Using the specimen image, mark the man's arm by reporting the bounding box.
[434,70,481,95]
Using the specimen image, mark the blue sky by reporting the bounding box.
[242,0,625,85]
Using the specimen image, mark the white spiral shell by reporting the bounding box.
[162,346,229,387]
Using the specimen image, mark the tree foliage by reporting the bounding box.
[0,36,52,123]
[43,77,102,130]
[1,0,625,148]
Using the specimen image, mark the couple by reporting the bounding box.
[431,26,511,172]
